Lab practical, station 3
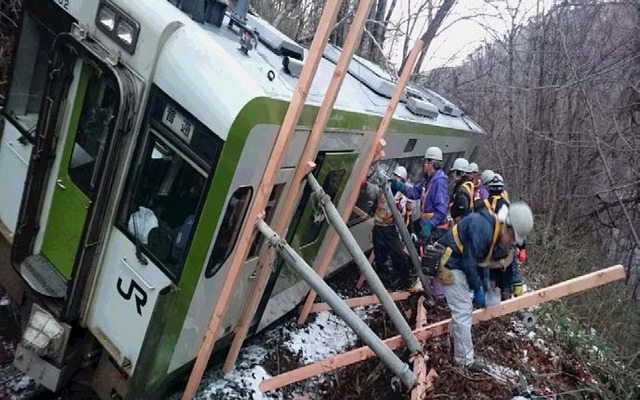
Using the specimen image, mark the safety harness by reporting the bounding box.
[451,212,514,269]
[483,192,511,213]
[449,180,476,213]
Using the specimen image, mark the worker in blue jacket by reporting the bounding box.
[436,202,534,367]
[391,146,449,243]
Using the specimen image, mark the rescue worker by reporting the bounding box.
[436,202,534,368]
[449,158,475,223]
[469,163,488,202]
[391,147,449,244]
[478,173,526,298]
[365,166,412,286]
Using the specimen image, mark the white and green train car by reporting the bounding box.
[0,0,483,398]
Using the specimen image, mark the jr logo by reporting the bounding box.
[116,277,148,316]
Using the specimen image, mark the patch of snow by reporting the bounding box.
[483,361,518,384]
[10,375,33,392]
[285,311,361,363]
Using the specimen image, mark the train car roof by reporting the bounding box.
[143,1,485,140]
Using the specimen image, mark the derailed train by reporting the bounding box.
[0,0,483,398]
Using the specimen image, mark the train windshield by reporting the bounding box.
[117,87,222,281]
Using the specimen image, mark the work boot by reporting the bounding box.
[466,357,490,374]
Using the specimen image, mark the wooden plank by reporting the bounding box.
[411,297,428,400]
[261,265,625,392]
[355,250,375,289]
[221,0,375,374]
[297,37,427,325]
[309,290,412,313]
[181,2,343,397]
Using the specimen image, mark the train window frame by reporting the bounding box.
[116,86,222,282]
[299,169,346,247]
[404,138,417,153]
[3,0,74,141]
[205,186,253,278]
[68,70,117,196]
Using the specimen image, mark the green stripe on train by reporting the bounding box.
[138,96,476,392]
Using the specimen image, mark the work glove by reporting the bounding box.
[410,233,418,245]
[389,179,403,192]
[421,221,434,240]
[512,282,524,297]
[473,287,486,308]
[518,249,527,264]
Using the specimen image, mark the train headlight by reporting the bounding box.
[96,1,140,54]
[97,6,116,31]
[116,19,135,46]
[22,305,64,357]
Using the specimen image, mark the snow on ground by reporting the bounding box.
[284,309,366,363]
[171,306,378,400]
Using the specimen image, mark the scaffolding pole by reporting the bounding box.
[380,181,433,302]
[181,1,343,397]
[257,218,417,389]
[221,0,375,373]
[261,264,626,392]
[307,173,422,355]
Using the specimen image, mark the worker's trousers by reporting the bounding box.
[442,269,474,366]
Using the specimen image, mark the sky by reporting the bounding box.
[385,0,554,71]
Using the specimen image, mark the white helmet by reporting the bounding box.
[505,202,534,245]
[424,146,443,161]
[468,162,479,173]
[480,170,495,186]
[393,165,407,181]
[487,173,505,190]
[450,158,469,173]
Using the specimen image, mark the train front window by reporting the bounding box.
[123,133,206,280]
[117,87,222,281]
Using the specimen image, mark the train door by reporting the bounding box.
[37,65,116,280]
[12,34,137,309]
[251,151,358,330]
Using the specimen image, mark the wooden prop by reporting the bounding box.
[181,1,343,397]
[411,297,432,400]
[309,290,412,313]
[221,0,375,373]
[355,251,375,289]
[262,265,625,392]
[297,36,427,325]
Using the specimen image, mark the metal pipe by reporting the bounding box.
[306,174,422,355]
[256,219,417,389]
[381,182,434,303]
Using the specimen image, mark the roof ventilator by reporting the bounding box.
[405,97,439,119]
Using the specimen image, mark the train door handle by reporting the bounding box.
[56,179,67,190]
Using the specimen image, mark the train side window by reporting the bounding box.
[205,186,253,278]
[468,145,480,163]
[404,138,417,153]
[68,72,117,196]
[248,183,285,258]
[300,169,345,246]
[5,13,56,137]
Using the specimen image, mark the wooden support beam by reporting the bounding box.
[411,297,429,400]
[261,265,625,392]
[309,290,412,313]
[181,1,343,397]
[297,37,427,326]
[221,0,375,374]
